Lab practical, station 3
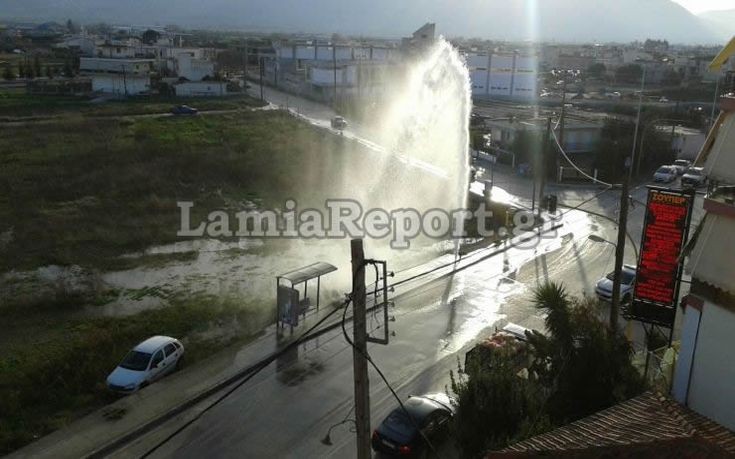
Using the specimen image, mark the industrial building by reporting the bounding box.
[466,51,539,100]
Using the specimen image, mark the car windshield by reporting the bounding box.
[119,350,152,371]
[657,167,672,174]
[686,169,702,176]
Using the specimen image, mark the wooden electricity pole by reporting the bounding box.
[610,169,630,331]
[333,45,338,109]
[350,239,371,459]
[613,67,645,331]
[259,56,264,102]
[539,117,552,214]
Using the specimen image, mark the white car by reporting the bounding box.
[595,265,637,304]
[673,159,691,172]
[107,336,184,393]
[681,167,706,188]
[653,166,677,183]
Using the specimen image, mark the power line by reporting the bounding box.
[140,300,348,458]
[551,128,614,187]
[341,260,443,459]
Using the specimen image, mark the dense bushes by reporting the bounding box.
[450,282,644,458]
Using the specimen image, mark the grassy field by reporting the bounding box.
[0,294,271,455]
[0,109,358,272]
[0,91,265,119]
[0,106,365,453]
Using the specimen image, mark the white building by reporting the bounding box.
[672,41,735,431]
[174,81,227,97]
[656,125,706,161]
[176,52,214,81]
[467,51,538,100]
[80,57,153,96]
[275,43,397,63]
[94,41,139,59]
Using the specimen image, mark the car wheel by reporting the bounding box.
[623,294,631,304]
[174,355,184,371]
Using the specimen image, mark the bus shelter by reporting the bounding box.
[276,262,337,331]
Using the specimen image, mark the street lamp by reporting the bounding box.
[321,419,356,446]
[588,234,616,247]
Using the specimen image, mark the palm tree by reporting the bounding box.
[532,281,573,353]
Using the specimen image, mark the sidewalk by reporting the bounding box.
[8,304,341,459]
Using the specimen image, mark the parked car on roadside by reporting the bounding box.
[171,105,199,115]
[681,167,707,188]
[595,265,637,304]
[372,393,455,457]
[106,336,184,393]
[673,159,691,172]
[653,166,677,183]
[669,159,690,175]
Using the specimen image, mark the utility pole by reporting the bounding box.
[259,56,264,102]
[539,117,552,214]
[350,239,370,459]
[333,44,338,110]
[610,164,630,331]
[613,67,645,331]
[244,38,249,77]
[556,79,567,179]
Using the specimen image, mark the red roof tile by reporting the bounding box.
[488,392,735,458]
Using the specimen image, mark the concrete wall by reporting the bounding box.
[685,301,735,430]
[91,74,150,95]
[80,58,153,75]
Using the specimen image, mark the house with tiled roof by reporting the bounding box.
[488,392,735,458]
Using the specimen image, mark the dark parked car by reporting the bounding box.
[171,105,199,115]
[330,115,347,130]
[372,393,454,457]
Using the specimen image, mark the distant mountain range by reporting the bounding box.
[698,9,735,42]
[0,0,729,44]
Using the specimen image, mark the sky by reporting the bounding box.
[671,0,735,14]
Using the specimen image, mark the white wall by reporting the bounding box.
[310,66,356,86]
[673,133,706,160]
[92,74,150,95]
[467,53,489,69]
[316,46,332,61]
[177,53,214,81]
[295,46,316,60]
[672,305,701,403]
[685,301,735,430]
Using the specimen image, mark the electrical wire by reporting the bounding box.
[140,299,348,458]
[341,260,443,459]
[551,128,614,187]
